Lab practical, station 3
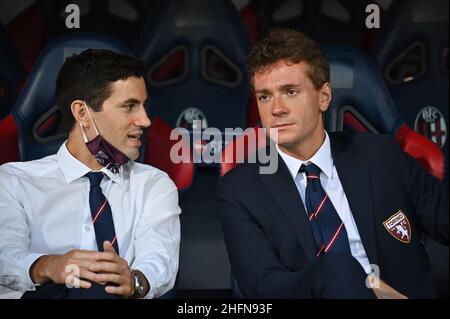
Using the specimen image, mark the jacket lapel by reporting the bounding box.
[259,154,317,263]
[331,135,379,266]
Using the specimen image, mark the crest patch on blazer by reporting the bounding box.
[383,210,411,243]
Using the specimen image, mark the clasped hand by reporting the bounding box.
[36,241,135,298]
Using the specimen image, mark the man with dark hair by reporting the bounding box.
[0,49,181,299]
[217,28,448,298]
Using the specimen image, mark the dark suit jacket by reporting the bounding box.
[217,133,449,298]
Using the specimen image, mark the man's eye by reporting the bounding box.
[124,104,135,110]
[287,89,298,95]
[257,95,270,102]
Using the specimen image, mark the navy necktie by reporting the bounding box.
[86,172,119,254]
[299,163,351,258]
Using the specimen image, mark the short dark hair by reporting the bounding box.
[55,49,145,132]
[247,28,330,90]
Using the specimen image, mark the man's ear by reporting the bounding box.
[71,100,88,127]
[319,82,332,112]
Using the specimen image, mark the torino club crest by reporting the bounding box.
[414,106,447,148]
[383,210,412,244]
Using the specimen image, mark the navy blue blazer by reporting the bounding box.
[217,133,448,298]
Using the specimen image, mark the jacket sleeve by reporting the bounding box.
[391,138,449,245]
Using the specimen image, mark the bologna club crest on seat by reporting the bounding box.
[415,106,447,149]
[176,107,208,130]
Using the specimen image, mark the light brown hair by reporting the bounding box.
[247,28,330,90]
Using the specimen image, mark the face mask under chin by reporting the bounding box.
[80,103,130,173]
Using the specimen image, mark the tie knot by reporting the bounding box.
[299,163,321,181]
[86,172,104,187]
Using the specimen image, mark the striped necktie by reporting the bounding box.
[86,172,119,254]
[299,163,351,258]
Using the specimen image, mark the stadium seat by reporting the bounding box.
[369,0,449,184]
[38,0,156,49]
[134,0,252,131]
[323,44,444,181]
[242,0,372,49]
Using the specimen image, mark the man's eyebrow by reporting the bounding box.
[254,83,301,94]
[120,98,144,105]
[254,88,271,94]
[279,83,301,90]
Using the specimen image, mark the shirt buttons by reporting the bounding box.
[84,225,91,232]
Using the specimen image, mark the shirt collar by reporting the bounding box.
[57,141,124,185]
[277,131,334,179]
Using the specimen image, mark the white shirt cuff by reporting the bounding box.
[20,253,46,291]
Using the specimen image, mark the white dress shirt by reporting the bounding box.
[0,142,181,299]
[277,131,371,274]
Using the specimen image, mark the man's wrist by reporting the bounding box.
[29,255,51,285]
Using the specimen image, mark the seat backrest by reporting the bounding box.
[0,24,24,120]
[250,0,371,48]
[324,44,402,134]
[323,44,444,180]
[134,0,252,131]
[39,0,155,48]
[11,32,132,161]
[369,0,449,182]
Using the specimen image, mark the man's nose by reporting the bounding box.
[136,106,151,128]
[271,95,288,116]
